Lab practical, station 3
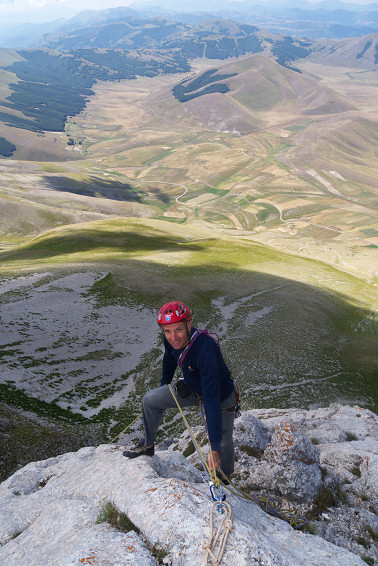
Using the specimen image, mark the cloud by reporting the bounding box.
[0,0,68,5]
[28,0,69,4]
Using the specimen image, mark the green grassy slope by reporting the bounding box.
[0,218,376,418]
[0,42,376,482]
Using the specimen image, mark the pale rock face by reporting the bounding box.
[233,418,323,502]
[0,403,376,566]
[234,412,272,451]
[252,405,377,444]
[320,439,378,498]
[254,422,322,502]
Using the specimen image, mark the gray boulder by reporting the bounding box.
[0,403,376,565]
[262,421,322,501]
[0,445,365,566]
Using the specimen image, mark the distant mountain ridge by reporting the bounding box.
[0,9,376,158]
[310,33,378,68]
[26,14,378,72]
[28,10,378,51]
[0,13,376,146]
[1,1,378,47]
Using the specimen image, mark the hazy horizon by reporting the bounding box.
[0,0,377,26]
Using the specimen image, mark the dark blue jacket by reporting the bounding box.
[160,327,234,451]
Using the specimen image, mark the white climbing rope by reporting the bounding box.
[204,500,233,566]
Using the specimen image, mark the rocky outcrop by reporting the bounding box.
[0,404,376,565]
[236,418,323,502]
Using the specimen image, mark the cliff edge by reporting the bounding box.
[0,404,377,565]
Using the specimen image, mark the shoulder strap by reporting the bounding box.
[178,329,220,368]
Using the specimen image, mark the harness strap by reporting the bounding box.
[178,329,220,368]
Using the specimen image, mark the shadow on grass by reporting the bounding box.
[0,229,204,261]
[43,175,142,202]
[0,231,377,417]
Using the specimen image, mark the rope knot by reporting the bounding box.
[203,542,212,550]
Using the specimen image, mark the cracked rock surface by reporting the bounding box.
[0,403,376,565]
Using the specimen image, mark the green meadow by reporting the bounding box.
[0,51,377,478]
[1,218,376,427]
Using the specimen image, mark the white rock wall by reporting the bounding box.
[0,425,370,566]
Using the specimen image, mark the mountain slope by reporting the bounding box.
[25,14,378,73]
[164,55,357,135]
[309,34,378,70]
[2,2,378,46]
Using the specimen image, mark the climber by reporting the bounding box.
[123,301,237,477]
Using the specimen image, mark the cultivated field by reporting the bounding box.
[0,54,377,452]
[1,55,376,280]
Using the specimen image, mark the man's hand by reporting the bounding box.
[208,450,220,472]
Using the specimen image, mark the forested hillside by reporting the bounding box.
[0,19,316,140]
[29,16,312,68]
[0,15,376,146]
[0,136,16,157]
[172,68,238,102]
[0,49,189,134]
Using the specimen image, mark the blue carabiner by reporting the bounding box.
[209,481,226,503]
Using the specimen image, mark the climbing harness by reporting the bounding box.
[178,329,219,369]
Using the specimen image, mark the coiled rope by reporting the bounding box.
[204,501,233,566]
[167,384,316,533]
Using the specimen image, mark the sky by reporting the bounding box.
[0,0,376,25]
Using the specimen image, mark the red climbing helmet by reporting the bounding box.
[157,301,192,325]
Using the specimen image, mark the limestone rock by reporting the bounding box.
[243,404,378,563]
[0,445,365,566]
[252,421,322,502]
[320,439,377,498]
[1,403,377,565]
[234,412,272,453]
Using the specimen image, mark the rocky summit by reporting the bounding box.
[0,404,376,565]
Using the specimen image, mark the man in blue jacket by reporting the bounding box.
[123,301,236,477]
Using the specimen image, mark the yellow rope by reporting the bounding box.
[167,384,219,485]
[168,384,233,564]
[214,467,316,532]
[107,412,143,445]
[204,501,233,566]
[167,384,316,533]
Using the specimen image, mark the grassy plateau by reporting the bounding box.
[0,52,377,478]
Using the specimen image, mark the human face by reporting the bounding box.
[162,320,192,350]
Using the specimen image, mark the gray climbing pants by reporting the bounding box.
[142,384,236,477]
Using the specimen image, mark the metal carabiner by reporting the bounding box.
[209,481,226,503]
